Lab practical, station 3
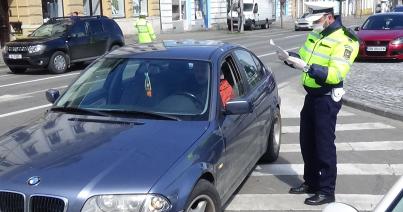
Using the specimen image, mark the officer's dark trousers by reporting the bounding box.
[300,94,342,195]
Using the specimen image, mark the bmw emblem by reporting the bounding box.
[27,176,41,186]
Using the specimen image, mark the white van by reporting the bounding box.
[227,0,275,30]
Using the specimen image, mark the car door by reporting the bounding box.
[87,20,109,57]
[67,21,91,61]
[217,53,257,197]
[233,48,274,158]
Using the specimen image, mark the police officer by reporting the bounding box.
[277,2,359,205]
[134,13,156,44]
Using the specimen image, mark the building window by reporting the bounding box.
[194,0,202,19]
[172,0,186,20]
[83,0,102,16]
[133,0,148,16]
[111,0,125,18]
[42,0,64,21]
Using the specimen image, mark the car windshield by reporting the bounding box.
[362,15,403,30]
[30,20,72,37]
[301,13,308,18]
[55,58,211,120]
[244,3,253,11]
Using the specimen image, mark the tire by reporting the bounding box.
[185,179,221,212]
[48,51,68,74]
[9,67,26,74]
[109,44,120,52]
[261,21,269,29]
[250,22,255,30]
[261,108,281,163]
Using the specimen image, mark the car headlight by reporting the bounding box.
[81,194,171,212]
[391,37,403,45]
[28,44,46,53]
[2,45,7,54]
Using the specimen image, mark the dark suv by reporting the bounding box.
[2,16,124,74]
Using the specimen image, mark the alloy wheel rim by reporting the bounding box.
[54,55,66,71]
[187,194,216,212]
[273,118,281,152]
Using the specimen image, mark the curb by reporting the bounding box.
[342,95,403,122]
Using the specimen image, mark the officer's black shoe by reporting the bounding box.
[289,183,316,194]
[304,193,335,205]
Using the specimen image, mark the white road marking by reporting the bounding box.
[252,164,403,176]
[0,95,32,103]
[278,34,307,39]
[18,85,68,96]
[0,73,79,88]
[258,47,300,58]
[281,110,355,119]
[281,141,403,153]
[0,104,52,118]
[282,122,395,134]
[225,194,383,211]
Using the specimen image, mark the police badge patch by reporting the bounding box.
[344,45,353,60]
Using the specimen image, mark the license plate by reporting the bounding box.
[366,46,386,52]
[8,54,22,59]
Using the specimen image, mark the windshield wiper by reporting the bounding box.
[102,110,181,121]
[51,107,111,117]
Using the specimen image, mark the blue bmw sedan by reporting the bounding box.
[0,40,281,212]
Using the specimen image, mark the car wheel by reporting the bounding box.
[9,67,26,74]
[48,51,68,74]
[251,22,255,30]
[261,108,281,163]
[185,179,221,212]
[261,21,269,29]
[109,45,120,52]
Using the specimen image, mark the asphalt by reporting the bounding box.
[1,14,402,122]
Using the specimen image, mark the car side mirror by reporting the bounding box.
[323,202,359,212]
[354,26,360,31]
[46,89,60,103]
[253,5,258,13]
[225,99,253,115]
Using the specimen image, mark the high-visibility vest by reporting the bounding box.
[299,28,359,89]
[134,18,156,44]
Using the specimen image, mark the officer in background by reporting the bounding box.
[134,13,156,44]
[277,2,359,205]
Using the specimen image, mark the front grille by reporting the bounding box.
[0,192,67,212]
[365,51,387,56]
[365,41,389,46]
[5,60,31,66]
[31,196,66,212]
[8,46,28,53]
[0,191,25,212]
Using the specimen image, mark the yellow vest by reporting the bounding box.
[299,28,359,88]
[134,18,156,44]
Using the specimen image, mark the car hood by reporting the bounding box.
[7,37,56,46]
[0,113,209,196]
[296,18,311,24]
[357,30,403,41]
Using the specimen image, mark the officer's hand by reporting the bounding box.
[276,50,289,61]
[286,57,307,70]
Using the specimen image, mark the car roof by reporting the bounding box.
[106,40,239,61]
[370,12,403,17]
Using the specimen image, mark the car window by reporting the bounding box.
[219,55,243,106]
[234,49,264,88]
[30,20,72,37]
[88,20,103,34]
[389,191,403,212]
[362,15,403,30]
[55,58,211,120]
[69,21,86,37]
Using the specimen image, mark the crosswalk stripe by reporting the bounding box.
[225,194,383,211]
[281,141,403,152]
[252,164,403,176]
[281,110,355,119]
[282,122,395,134]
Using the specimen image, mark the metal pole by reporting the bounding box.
[239,0,244,32]
[230,0,234,32]
[280,2,283,29]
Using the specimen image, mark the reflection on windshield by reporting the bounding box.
[56,58,211,120]
[30,21,72,37]
[362,16,403,30]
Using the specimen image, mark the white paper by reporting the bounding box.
[269,39,288,56]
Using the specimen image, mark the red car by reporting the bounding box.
[356,12,403,60]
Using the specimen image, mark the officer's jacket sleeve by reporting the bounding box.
[308,41,359,85]
[147,23,156,40]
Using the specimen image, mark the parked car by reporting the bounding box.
[294,13,313,31]
[355,13,403,60]
[227,0,275,30]
[392,5,403,12]
[0,40,281,212]
[323,176,403,212]
[2,16,124,74]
